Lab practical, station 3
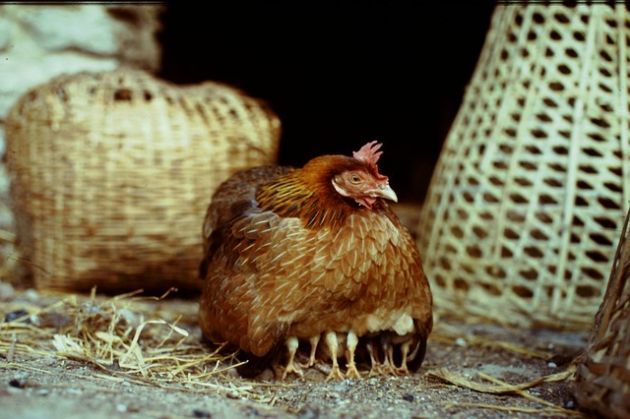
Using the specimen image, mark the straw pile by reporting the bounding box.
[417,3,630,329]
[5,69,280,293]
[0,286,273,400]
[574,209,629,418]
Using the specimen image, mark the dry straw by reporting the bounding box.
[430,367,579,417]
[417,4,630,329]
[574,208,629,419]
[0,288,280,401]
[5,69,280,293]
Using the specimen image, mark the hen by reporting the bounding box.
[199,141,432,379]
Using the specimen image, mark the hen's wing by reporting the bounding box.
[199,202,322,356]
[198,165,292,280]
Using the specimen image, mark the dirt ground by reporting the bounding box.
[0,205,590,418]
[0,284,588,419]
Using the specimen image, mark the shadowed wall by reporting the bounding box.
[158,1,496,203]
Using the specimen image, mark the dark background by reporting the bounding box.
[158,1,497,203]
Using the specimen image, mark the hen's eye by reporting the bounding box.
[350,175,361,183]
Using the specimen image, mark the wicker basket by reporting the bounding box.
[574,209,629,418]
[6,69,280,293]
[417,4,630,329]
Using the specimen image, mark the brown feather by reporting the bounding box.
[199,153,433,360]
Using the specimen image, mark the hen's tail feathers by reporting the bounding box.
[407,320,431,372]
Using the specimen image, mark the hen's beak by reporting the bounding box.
[371,183,398,203]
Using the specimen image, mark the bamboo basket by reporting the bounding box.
[574,209,629,418]
[417,4,630,329]
[5,69,280,293]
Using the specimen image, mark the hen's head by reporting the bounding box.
[303,141,398,210]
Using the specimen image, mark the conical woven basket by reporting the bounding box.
[417,4,630,329]
[6,69,280,293]
[574,209,629,419]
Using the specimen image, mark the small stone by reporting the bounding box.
[33,312,72,328]
[9,378,25,388]
[193,409,211,418]
[0,281,15,301]
[118,308,139,327]
[455,338,466,346]
[224,367,239,378]
[4,309,29,323]
[36,388,50,396]
[333,382,349,392]
[402,393,414,402]
[116,404,127,413]
[82,302,101,315]
[24,289,39,301]
[244,406,260,417]
[547,361,557,368]
[564,398,576,409]
[297,405,320,419]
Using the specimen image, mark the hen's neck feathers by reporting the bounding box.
[256,155,383,229]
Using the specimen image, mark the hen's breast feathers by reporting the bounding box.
[199,166,431,356]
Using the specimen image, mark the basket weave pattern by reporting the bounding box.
[6,69,280,292]
[575,209,629,418]
[417,4,630,328]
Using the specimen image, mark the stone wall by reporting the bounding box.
[0,5,162,230]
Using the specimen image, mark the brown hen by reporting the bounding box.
[198,141,432,379]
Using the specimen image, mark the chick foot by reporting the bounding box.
[324,331,344,381]
[367,340,384,376]
[300,334,320,368]
[344,330,361,379]
[380,337,399,376]
[394,340,411,375]
[282,336,303,379]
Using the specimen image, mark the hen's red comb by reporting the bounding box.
[353,141,387,180]
[353,141,383,166]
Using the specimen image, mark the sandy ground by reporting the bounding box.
[0,293,587,419]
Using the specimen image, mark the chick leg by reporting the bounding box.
[324,332,344,381]
[344,330,361,379]
[367,340,383,376]
[300,334,320,368]
[282,336,303,379]
[381,337,397,376]
[395,340,411,375]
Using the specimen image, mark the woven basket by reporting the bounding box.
[417,4,630,329]
[6,69,280,293]
[574,209,629,418]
